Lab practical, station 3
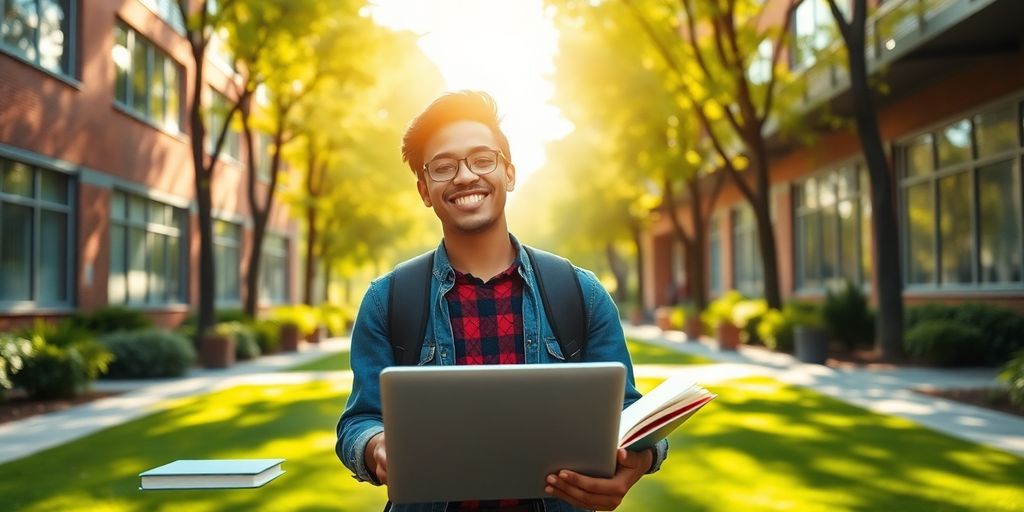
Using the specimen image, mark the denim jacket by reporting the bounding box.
[336,237,669,512]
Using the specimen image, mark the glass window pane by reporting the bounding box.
[0,203,33,300]
[128,194,146,223]
[974,107,1018,158]
[40,169,67,204]
[936,119,972,169]
[147,199,166,225]
[938,172,972,284]
[839,200,858,283]
[38,0,68,73]
[111,190,126,220]
[131,36,148,114]
[165,58,180,132]
[821,205,838,283]
[905,134,934,178]
[2,0,40,62]
[978,160,1023,284]
[109,224,127,304]
[148,233,165,303]
[2,161,34,197]
[113,24,130,104]
[861,194,873,284]
[150,52,166,127]
[803,178,818,208]
[38,209,67,303]
[127,226,147,303]
[167,234,181,301]
[906,183,935,284]
[798,213,820,289]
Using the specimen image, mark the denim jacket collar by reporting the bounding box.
[431,233,532,284]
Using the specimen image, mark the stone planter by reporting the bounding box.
[280,323,300,353]
[200,332,235,369]
[717,321,741,351]
[684,315,703,341]
[306,325,324,344]
[794,325,829,364]
[654,307,673,331]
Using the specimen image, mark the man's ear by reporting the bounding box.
[416,176,432,207]
[505,163,516,192]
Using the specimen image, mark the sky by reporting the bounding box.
[367,0,574,190]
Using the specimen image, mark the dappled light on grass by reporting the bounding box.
[626,339,714,366]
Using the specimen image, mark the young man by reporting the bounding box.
[336,91,668,512]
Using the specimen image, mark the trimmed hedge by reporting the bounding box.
[823,281,874,350]
[11,343,90,399]
[906,302,1024,365]
[216,322,261,361]
[904,320,984,367]
[99,329,195,379]
[69,306,154,334]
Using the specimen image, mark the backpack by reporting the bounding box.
[387,247,586,366]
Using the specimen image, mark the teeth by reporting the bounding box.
[454,194,484,206]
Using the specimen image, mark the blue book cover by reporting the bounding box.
[139,459,286,490]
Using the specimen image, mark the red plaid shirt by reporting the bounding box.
[445,261,538,511]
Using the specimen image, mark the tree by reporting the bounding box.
[176,0,248,339]
[825,0,904,359]
[621,0,802,309]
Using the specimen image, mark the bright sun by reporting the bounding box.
[367,0,573,193]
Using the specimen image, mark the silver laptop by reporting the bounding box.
[380,362,626,504]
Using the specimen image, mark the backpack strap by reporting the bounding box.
[525,247,586,362]
[388,250,434,366]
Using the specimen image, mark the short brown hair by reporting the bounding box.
[401,90,512,176]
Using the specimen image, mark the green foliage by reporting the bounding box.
[906,302,1024,365]
[251,320,282,354]
[11,341,89,400]
[17,321,112,382]
[98,329,195,379]
[733,299,768,344]
[823,281,875,350]
[756,309,788,351]
[68,306,154,334]
[701,291,744,333]
[1000,351,1024,408]
[786,301,826,329]
[904,320,984,367]
[216,322,261,361]
[0,335,33,400]
[319,304,353,337]
[271,305,319,335]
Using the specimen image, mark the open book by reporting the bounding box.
[618,376,716,450]
[139,459,285,490]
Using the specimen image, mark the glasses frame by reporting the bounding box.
[422,149,508,183]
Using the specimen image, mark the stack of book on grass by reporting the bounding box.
[139,459,285,490]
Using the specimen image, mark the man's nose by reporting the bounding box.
[451,160,480,185]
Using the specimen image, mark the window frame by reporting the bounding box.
[112,19,182,133]
[0,0,78,79]
[108,189,188,306]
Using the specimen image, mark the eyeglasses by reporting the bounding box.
[423,149,506,182]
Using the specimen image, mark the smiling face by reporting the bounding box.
[417,120,516,236]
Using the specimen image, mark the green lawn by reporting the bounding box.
[2,377,1021,511]
[286,352,351,372]
[285,339,709,373]
[626,339,714,365]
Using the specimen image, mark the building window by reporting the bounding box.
[206,90,241,161]
[791,0,834,70]
[255,132,273,181]
[732,204,763,296]
[708,212,722,296]
[139,0,185,34]
[260,234,288,304]
[0,0,75,76]
[112,21,181,132]
[794,164,871,290]
[214,219,241,304]
[109,190,187,305]
[898,100,1024,288]
[0,158,74,308]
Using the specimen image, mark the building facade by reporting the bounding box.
[0,0,297,330]
[645,0,1024,312]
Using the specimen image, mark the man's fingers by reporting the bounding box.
[557,470,628,497]
[546,473,621,510]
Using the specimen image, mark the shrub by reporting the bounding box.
[1,335,34,400]
[756,301,822,353]
[17,321,112,382]
[320,304,354,336]
[733,299,768,344]
[251,320,282,354]
[216,322,261,361]
[1000,351,1024,408]
[69,306,153,334]
[271,305,320,335]
[904,320,984,367]
[98,329,195,379]
[823,281,875,350]
[906,302,1024,365]
[12,341,90,399]
[702,291,744,334]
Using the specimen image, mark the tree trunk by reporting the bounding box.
[686,178,709,311]
[302,140,319,306]
[630,220,646,321]
[187,42,216,341]
[839,0,905,360]
[749,147,783,310]
[605,242,629,303]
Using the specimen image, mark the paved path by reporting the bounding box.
[624,324,1024,457]
[1,326,1022,466]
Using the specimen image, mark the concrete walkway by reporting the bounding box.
[624,324,1024,457]
[1,326,1022,466]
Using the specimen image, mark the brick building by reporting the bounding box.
[645,0,1024,312]
[0,0,297,330]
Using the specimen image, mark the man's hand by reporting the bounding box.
[544,448,652,511]
[365,432,388,485]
